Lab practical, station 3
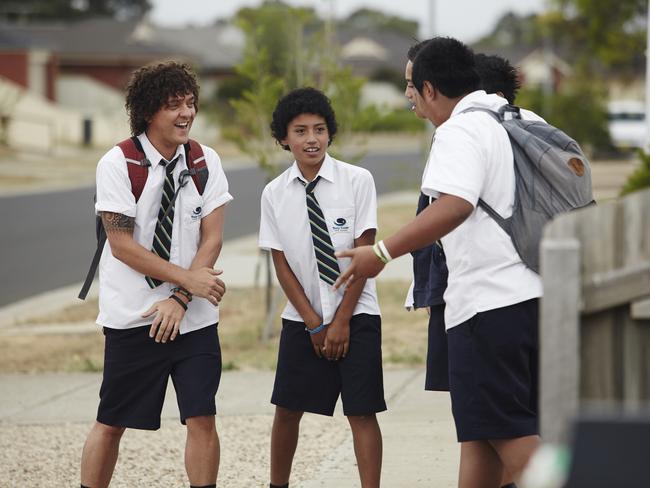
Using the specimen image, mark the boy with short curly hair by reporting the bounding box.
[260,87,385,488]
[80,61,232,488]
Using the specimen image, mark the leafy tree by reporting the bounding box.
[547,0,646,77]
[473,12,544,50]
[340,8,418,38]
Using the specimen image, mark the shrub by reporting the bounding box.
[621,150,650,195]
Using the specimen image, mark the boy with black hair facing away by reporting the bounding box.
[404,44,533,488]
[80,61,232,488]
[338,37,543,487]
[474,53,521,105]
[259,87,385,488]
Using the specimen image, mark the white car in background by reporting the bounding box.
[608,100,646,150]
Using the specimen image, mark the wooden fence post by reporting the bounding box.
[540,237,581,443]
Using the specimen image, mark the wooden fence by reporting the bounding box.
[540,187,650,443]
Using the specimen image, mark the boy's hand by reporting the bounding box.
[309,328,328,359]
[182,268,226,304]
[334,245,385,290]
[142,298,186,343]
[323,318,350,360]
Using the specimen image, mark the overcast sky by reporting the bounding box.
[150,0,548,43]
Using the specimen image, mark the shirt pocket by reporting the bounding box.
[183,195,204,227]
[321,206,355,251]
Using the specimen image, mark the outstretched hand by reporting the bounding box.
[333,245,385,290]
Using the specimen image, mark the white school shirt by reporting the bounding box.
[259,154,380,325]
[421,90,543,329]
[95,133,233,334]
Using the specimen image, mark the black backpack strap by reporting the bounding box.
[477,198,512,236]
[78,222,106,300]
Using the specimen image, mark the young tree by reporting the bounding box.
[221,1,367,179]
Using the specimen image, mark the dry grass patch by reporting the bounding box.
[0,280,427,373]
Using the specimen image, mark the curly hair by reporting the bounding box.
[474,53,521,104]
[125,61,200,136]
[270,87,338,151]
[411,37,479,99]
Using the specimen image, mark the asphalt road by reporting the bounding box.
[0,150,424,306]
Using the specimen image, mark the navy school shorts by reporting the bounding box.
[447,299,539,442]
[425,303,450,392]
[271,313,387,417]
[97,323,221,430]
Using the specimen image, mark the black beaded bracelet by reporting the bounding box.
[169,294,188,311]
[171,286,193,302]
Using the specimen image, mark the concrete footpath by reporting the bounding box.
[0,369,458,487]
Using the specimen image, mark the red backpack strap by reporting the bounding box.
[117,136,150,202]
[184,139,209,195]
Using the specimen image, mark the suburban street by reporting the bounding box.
[0,150,424,306]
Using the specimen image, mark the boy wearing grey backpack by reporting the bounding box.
[336,37,592,487]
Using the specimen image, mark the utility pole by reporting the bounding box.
[428,0,436,38]
[645,0,650,151]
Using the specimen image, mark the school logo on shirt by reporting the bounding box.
[331,217,350,233]
[190,206,202,222]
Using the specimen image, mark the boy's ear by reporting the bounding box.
[423,81,435,101]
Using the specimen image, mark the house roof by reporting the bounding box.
[149,23,245,72]
[0,18,193,63]
[336,28,414,76]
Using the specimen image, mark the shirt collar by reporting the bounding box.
[137,132,186,169]
[450,89,508,118]
[286,152,335,187]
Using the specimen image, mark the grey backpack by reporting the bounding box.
[462,104,595,273]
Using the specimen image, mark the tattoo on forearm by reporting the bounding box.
[101,212,135,234]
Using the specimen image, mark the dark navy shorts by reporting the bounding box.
[272,313,386,417]
[425,303,450,392]
[97,324,221,430]
[447,299,539,442]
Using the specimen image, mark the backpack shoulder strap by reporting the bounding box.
[184,139,209,195]
[117,136,150,202]
[460,103,522,122]
[460,105,521,235]
[79,137,149,300]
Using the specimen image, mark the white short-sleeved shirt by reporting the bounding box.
[421,90,543,329]
[259,154,380,325]
[95,133,233,334]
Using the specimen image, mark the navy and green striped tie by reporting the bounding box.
[301,176,341,285]
[146,157,179,288]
